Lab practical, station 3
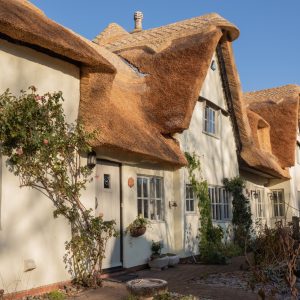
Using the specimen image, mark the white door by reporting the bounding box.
[95,161,122,269]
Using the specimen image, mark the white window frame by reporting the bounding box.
[185,184,196,213]
[203,104,219,136]
[251,188,265,219]
[272,189,285,218]
[208,186,231,221]
[137,175,164,221]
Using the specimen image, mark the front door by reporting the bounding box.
[95,160,122,269]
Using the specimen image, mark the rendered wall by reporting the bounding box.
[121,164,176,268]
[175,52,239,256]
[0,38,80,293]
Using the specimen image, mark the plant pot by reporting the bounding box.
[167,254,180,267]
[130,226,146,237]
[148,256,169,270]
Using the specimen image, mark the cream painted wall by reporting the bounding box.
[174,52,239,256]
[0,38,80,293]
[121,165,176,268]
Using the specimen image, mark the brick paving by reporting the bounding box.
[137,264,257,300]
[72,258,259,300]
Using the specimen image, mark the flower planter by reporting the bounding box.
[130,226,146,237]
[148,256,169,271]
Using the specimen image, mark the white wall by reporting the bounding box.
[0,38,80,293]
[174,52,239,255]
[121,165,176,268]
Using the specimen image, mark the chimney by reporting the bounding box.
[134,11,143,32]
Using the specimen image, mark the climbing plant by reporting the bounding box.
[0,87,117,287]
[185,152,225,264]
[223,176,252,249]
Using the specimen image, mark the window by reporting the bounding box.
[297,143,300,165]
[251,189,265,218]
[137,176,164,220]
[103,174,110,189]
[204,105,218,135]
[272,189,285,217]
[208,186,230,221]
[185,184,195,212]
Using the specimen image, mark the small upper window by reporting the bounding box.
[185,184,195,212]
[204,105,218,136]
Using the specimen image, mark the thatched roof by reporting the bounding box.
[79,14,240,166]
[94,13,239,52]
[242,85,300,177]
[214,42,293,179]
[0,0,114,71]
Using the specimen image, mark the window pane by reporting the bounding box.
[156,178,161,198]
[190,200,194,212]
[144,199,149,218]
[103,174,110,189]
[186,200,190,211]
[156,200,162,220]
[137,177,142,197]
[138,198,143,216]
[143,178,148,197]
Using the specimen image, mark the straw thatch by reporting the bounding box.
[217,42,292,179]
[79,14,240,166]
[0,0,113,71]
[244,85,300,170]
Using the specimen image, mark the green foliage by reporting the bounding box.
[151,240,162,255]
[223,177,252,248]
[0,87,117,287]
[185,152,225,264]
[47,290,66,300]
[125,215,150,234]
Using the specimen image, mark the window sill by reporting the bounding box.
[212,219,231,223]
[202,131,220,140]
[185,212,197,216]
[149,220,166,224]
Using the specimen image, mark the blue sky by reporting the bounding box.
[31,0,300,92]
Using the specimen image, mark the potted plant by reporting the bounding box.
[125,215,150,237]
[166,253,180,267]
[148,241,169,270]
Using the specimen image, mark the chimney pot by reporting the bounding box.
[134,11,143,31]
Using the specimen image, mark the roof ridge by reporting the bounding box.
[245,84,300,95]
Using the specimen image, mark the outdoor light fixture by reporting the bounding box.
[250,190,259,199]
[210,60,217,71]
[87,150,97,169]
[169,201,178,208]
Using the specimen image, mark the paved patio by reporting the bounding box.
[72,258,259,300]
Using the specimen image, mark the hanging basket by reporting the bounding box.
[130,226,146,237]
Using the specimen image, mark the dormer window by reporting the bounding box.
[204,104,218,136]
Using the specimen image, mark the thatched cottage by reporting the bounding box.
[0,0,299,296]
[241,85,300,227]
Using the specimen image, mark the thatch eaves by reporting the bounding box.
[0,0,114,71]
[216,42,291,179]
[244,85,300,172]
[80,14,240,167]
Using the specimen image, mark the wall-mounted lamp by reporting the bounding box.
[267,193,273,201]
[169,201,178,208]
[87,150,97,169]
[250,190,259,199]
